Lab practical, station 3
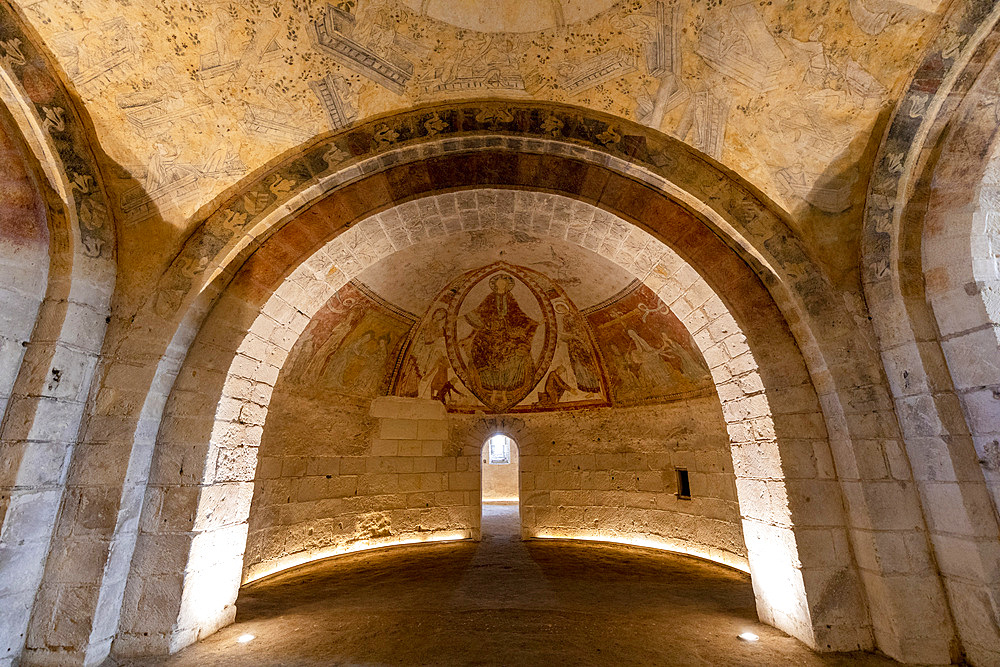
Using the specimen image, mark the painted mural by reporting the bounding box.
[10,0,941,238]
[0,124,47,251]
[392,262,601,412]
[282,282,415,399]
[281,265,713,412]
[377,261,708,412]
[585,280,712,405]
[448,266,556,411]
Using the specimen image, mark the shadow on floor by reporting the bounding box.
[132,505,898,666]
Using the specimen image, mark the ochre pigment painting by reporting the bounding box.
[447,264,558,412]
[283,266,712,412]
[283,282,416,399]
[385,262,711,412]
[392,262,602,412]
[392,262,608,412]
[585,281,713,406]
[12,0,939,235]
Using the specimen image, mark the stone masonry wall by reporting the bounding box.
[244,395,478,582]
[452,395,746,570]
[246,382,743,582]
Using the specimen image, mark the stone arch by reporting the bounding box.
[69,103,941,665]
[121,179,870,660]
[860,2,1000,663]
[922,63,1000,511]
[480,432,519,506]
[0,103,49,427]
[0,8,118,660]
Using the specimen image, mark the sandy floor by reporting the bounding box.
[131,505,897,666]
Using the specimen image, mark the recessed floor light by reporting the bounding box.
[236,633,256,644]
[738,632,759,642]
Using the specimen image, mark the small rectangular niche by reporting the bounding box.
[676,468,691,500]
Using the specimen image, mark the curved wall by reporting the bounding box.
[244,374,742,581]
[0,116,48,429]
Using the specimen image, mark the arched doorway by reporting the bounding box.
[481,433,519,539]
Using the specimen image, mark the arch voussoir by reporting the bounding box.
[110,169,879,658]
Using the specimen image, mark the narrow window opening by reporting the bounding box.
[488,436,510,464]
[676,468,691,500]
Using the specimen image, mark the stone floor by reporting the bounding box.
[134,505,898,666]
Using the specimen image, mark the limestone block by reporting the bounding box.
[176,564,243,640]
[405,492,435,508]
[129,533,194,578]
[433,491,466,506]
[357,473,400,495]
[369,396,448,421]
[940,578,1000,666]
[856,569,953,664]
[0,590,37,655]
[448,471,478,491]
[257,363,281,386]
[623,491,658,508]
[635,471,666,492]
[280,457,308,478]
[34,398,92,448]
[326,474,358,498]
[214,446,259,483]
[417,419,449,441]
[421,441,443,456]
[0,542,48,599]
[580,471,613,491]
[961,386,1000,435]
[193,482,254,531]
[380,419,419,440]
[435,457,457,472]
[238,401,268,426]
[397,440,423,456]
[6,439,70,487]
[338,457,366,475]
[410,457,434,473]
[256,456,283,479]
[2,488,62,544]
[370,439,398,456]
[226,353,260,381]
[27,584,97,648]
[294,477,330,502]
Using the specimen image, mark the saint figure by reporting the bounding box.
[464,274,537,394]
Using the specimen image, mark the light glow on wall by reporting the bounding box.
[243,530,473,584]
[529,529,750,574]
[236,634,256,644]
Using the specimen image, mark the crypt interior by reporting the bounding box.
[1,0,1000,664]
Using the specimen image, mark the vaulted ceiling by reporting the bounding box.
[7,0,945,285]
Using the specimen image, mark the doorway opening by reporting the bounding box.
[481,433,519,539]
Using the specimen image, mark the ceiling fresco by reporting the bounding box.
[10,0,944,261]
[280,258,713,414]
[356,226,636,313]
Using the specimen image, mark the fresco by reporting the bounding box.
[448,266,556,411]
[0,123,47,251]
[381,261,711,412]
[282,263,712,412]
[584,280,712,405]
[282,282,416,399]
[393,262,607,412]
[11,0,941,247]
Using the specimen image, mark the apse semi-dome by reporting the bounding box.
[281,252,713,414]
[401,0,619,33]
